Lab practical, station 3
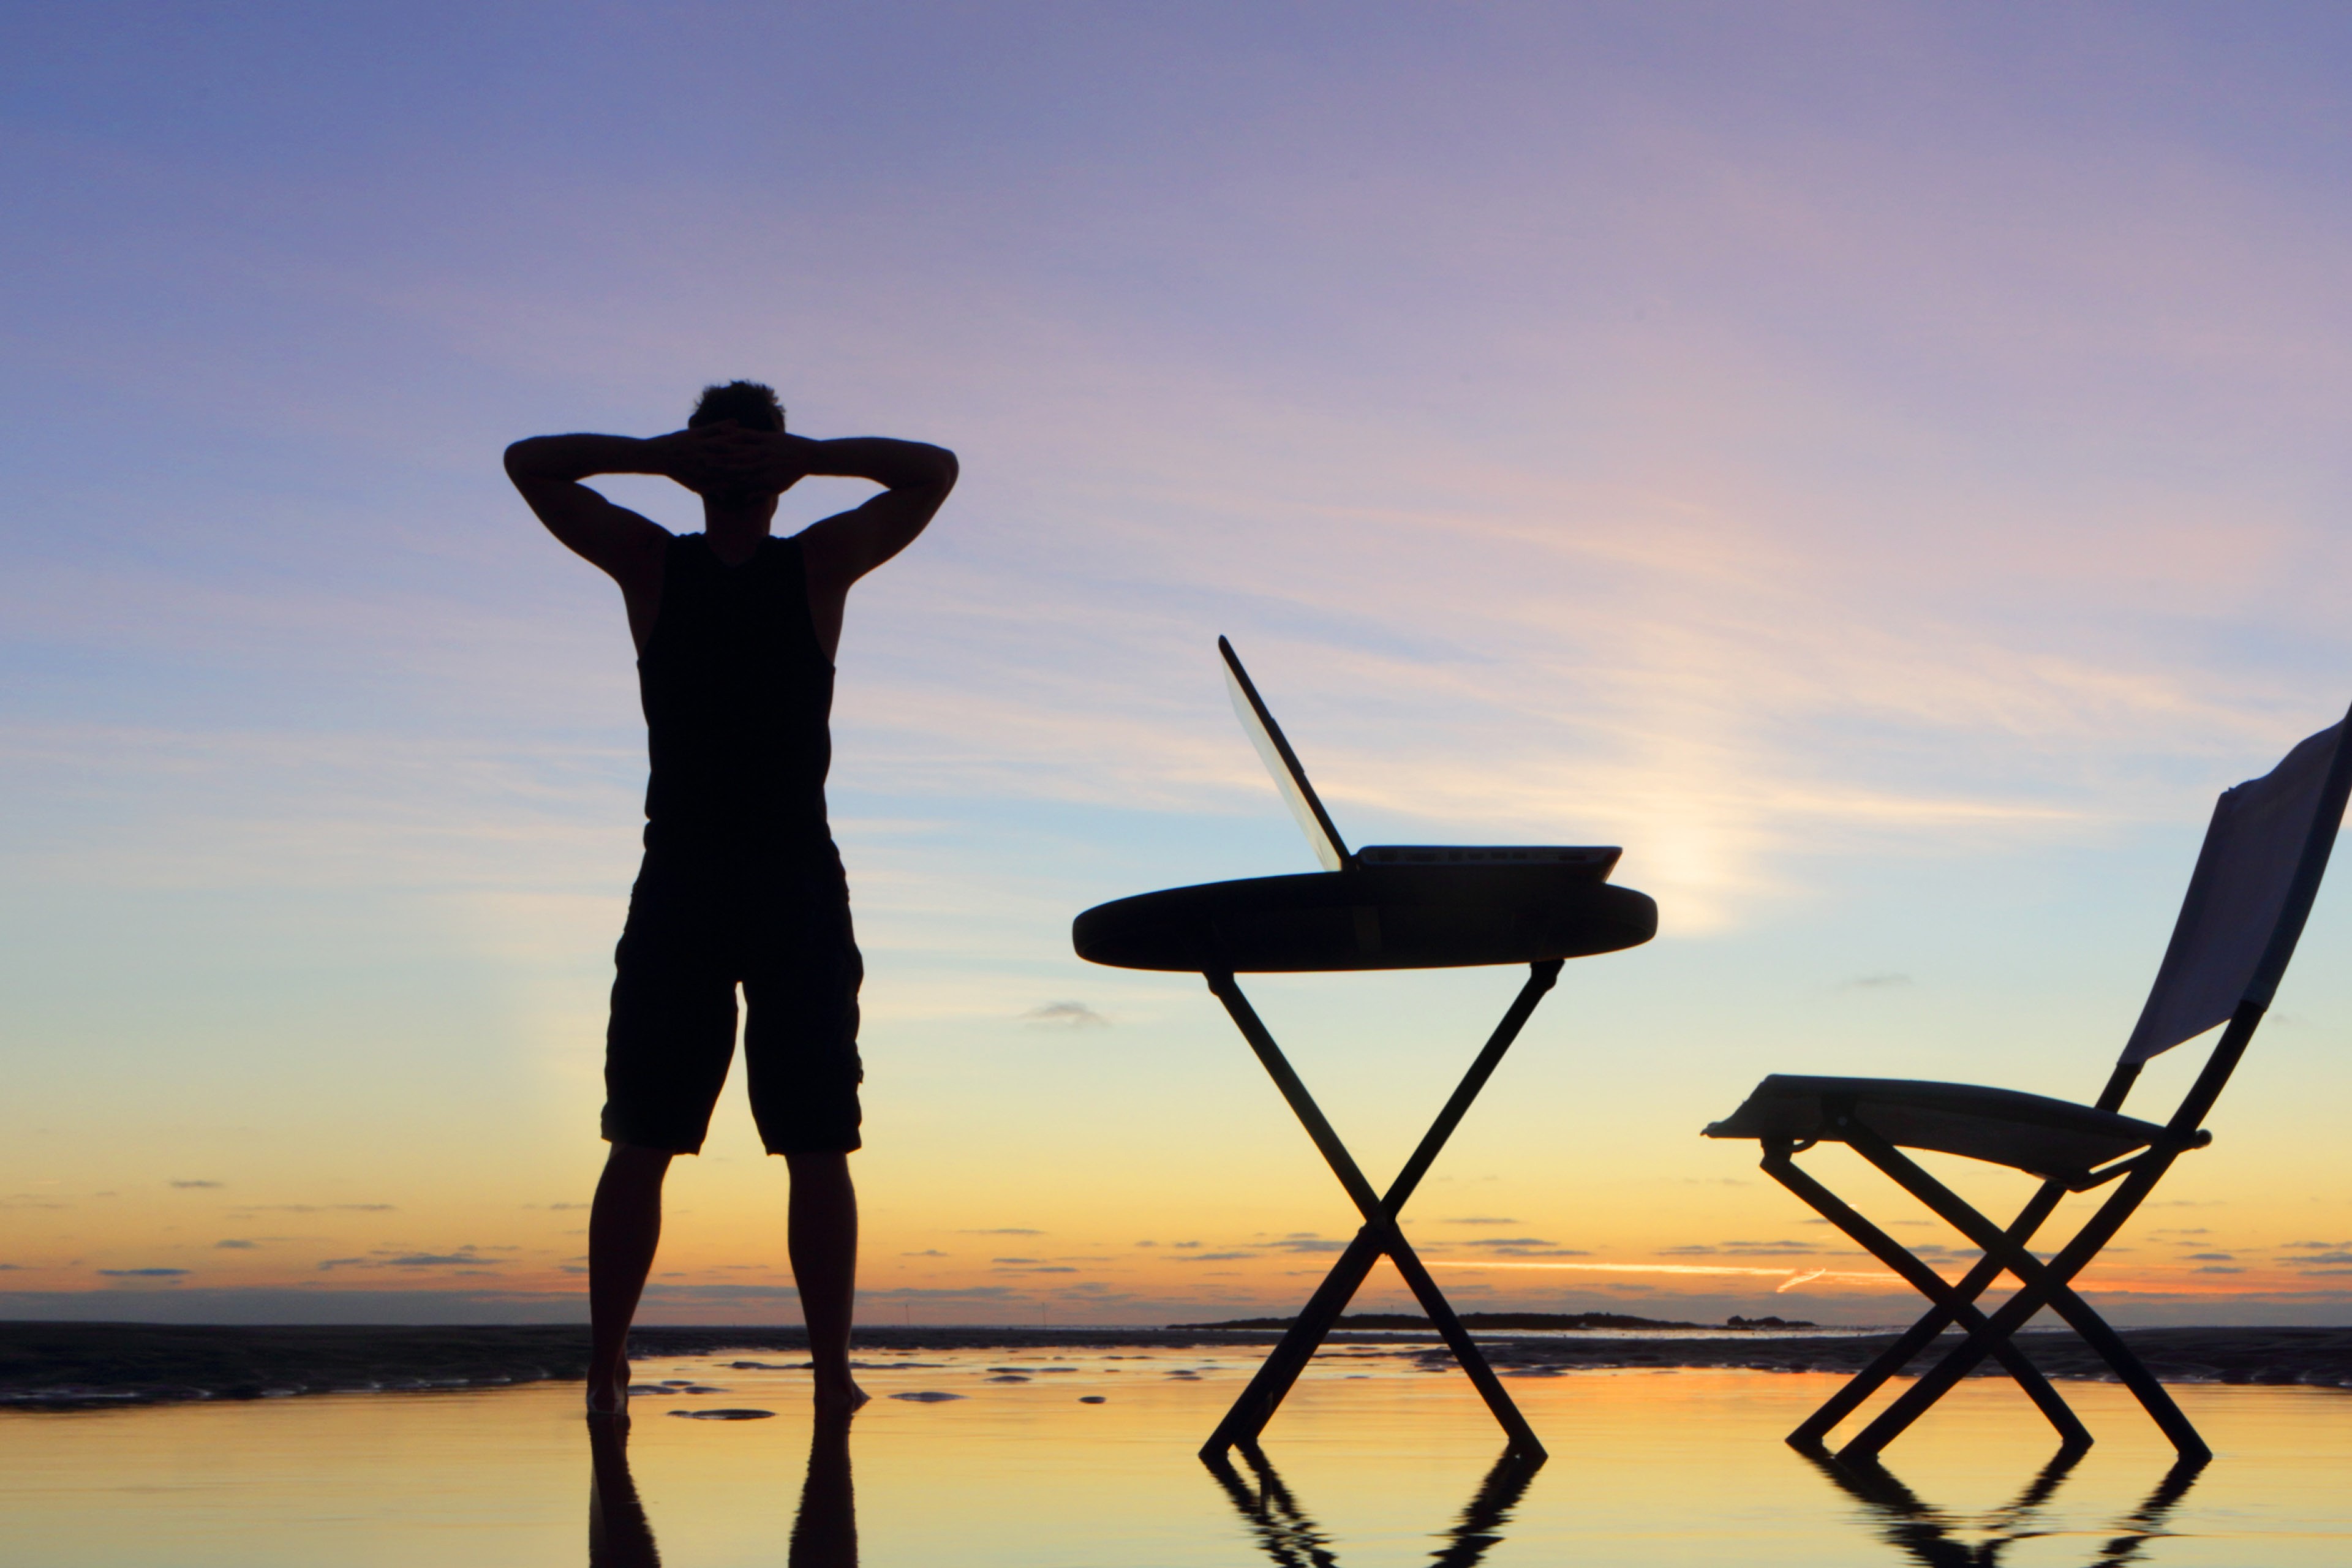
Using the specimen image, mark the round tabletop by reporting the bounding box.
[1072,864,1657,973]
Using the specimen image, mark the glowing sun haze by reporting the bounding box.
[6,4,2352,1325]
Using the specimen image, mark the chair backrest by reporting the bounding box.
[2120,704,2352,1065]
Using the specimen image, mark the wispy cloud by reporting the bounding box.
[1658,1240,1822,1259]
[1021,1001,1110,1028]
[317,1248,503,1272]
[1427,1260,1893,1292]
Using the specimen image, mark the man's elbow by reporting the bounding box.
[503,439,541,483]
[924,445,959,492]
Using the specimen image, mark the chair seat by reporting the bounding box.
[1703,1076,2200,1185]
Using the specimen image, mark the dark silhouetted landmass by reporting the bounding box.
[6,1321,2352,1409]
[1170,1311,1814,1332]
[0,1322,594,1409]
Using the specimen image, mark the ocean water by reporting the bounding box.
[4,1344,2350,1565]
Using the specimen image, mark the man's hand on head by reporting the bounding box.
[654,425,812,502]
[639,427,741,498]
[718,427,817,497]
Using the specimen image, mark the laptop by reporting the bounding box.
[1219,636,1621,878]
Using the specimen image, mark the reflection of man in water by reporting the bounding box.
[591,1415,858,1567]
[507,382,957,1418]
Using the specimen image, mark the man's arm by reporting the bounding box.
[791,438,960,654]
[503,432,703,583]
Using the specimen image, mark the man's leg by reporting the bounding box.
[589,1142,674,1413]
[786,1150,867,1412]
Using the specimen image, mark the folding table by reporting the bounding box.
[1074,639,1657,1459]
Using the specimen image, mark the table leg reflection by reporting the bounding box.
[1801,1446,2206,1567]
[1204,1442,1543,1568]
[587,1414,861,1568]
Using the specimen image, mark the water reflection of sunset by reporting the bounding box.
[9,1354,2352,1565]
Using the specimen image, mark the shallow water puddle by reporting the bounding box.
[4,1348,2350,1566]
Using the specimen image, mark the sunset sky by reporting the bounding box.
[7,4,2352,1327]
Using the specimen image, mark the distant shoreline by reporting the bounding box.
[1167,1311,1818,1333]
[6,1321,2351,1412]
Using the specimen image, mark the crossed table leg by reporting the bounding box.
[1198,960,1563,1461]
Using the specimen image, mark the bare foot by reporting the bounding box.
[813,1378,869,1417]
[587,1363,631,1425]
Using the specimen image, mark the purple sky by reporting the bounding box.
[6,4,2352,1324]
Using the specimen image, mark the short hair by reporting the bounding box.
[688,380,785,432]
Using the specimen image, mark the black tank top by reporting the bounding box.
[636,532,834,859]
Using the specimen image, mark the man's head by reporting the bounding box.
[687,381,787,521]
[688,380,785,433]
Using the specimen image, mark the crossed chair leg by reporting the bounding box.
[1762,1117,2209,1462]
[1199,962,1563,1461]
[1763,1142,2092,1455]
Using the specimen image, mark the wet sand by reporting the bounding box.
[6,1321,2350,1410]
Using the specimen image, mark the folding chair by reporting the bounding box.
[1703,705,2352,1462]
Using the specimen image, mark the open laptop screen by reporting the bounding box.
[1220,636,1349,872]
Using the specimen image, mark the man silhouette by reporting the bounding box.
[506,382,957,1418]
